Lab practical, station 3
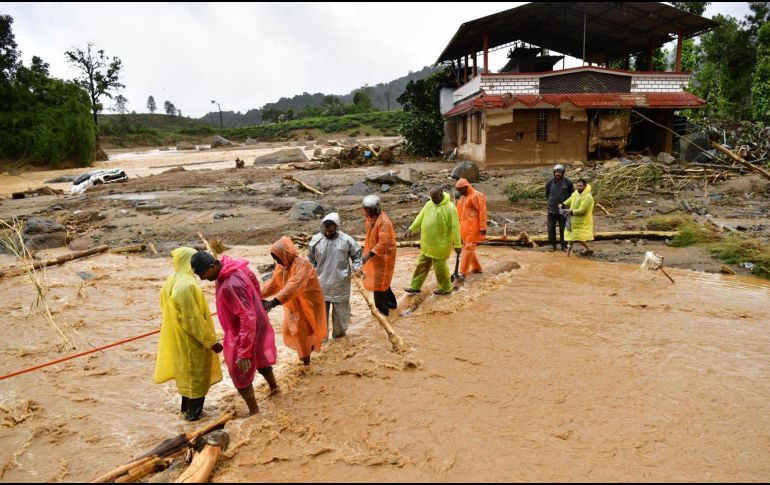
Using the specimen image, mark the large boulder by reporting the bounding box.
[366,171,399,185]
[395,167,418,184]
[22,217,67,249]
[288,201,326,220]
[450,161,480,182]
[313,147,323,156]
[345,182,373,196]
[322,147,342,157]
[254,148,309,166]
[245,138,259,146]
[210,135,233,148]
[176,141,196,150]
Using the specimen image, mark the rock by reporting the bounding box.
[710,194,724,202]
[321,203,337,215]
[378,147,393,163]
[159,147,170,151]
[345,182,373,196]
[45,174,79,184]
[76,271,95,281]
[68,236,92,251]
[316,138,328,146]
[176,141,196,150]
[450,161,480,182]
[210,135,233,148]
[304,145,315,150]
[22,217,66,249]
[263,197,300,212]
[380,184,391,193]
[654,201,679,214]
[679,199,693,213]
[322,147,342,157]
[366,171,399,185]
[343,138,358,145]
[245,138,258,146]
[288,201,326,221]
[254,148,308,166]
[619,157,634,166]
[639,156,654,164]
[657,152,676,165]
[395,168,418,184]
[235,158,245,169]
[313,147,323,156]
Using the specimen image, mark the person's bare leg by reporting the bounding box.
[237,385,260,415]
[261,369,279,393]
[566,243,573,257]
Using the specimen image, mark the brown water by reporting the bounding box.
[1,247,769,482]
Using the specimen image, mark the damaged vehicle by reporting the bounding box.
[71,169,128,194]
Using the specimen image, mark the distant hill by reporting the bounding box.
[100,113,212,130]
[199,65,440,128]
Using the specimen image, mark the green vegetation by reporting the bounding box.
[397,66,455,156]
[0,15,96,168]
[227,111,407,141]
[504,182,546,202]
[645,213,770,278]
[709,234,770,279]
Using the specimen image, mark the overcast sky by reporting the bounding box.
[3,2,753,118]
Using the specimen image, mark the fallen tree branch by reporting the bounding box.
[395,231,677,249]
[0,244,109,279]
[109,244,147,254]
[711,141,770,181]
[284,175,323,195]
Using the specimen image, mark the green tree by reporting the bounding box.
[670,2,710,16]
[113,94,128,114]
[751,22,770,123]
[146,95,156,113]
[164,100,176,116]
[352,86,373,112]
[65,43,124,126]
[397,67,455,156]
[0,13,19,84]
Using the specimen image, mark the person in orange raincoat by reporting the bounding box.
[361,195,397,316]
[262,237,327,365]
[455,178,487,277]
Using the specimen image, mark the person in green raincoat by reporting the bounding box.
[562,178,595,257]
[154,247,223,421]
[404,186,462,295]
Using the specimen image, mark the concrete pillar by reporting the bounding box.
[675,30,683,72]
[483,32,489,74]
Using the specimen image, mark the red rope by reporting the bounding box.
[0,312,219,381]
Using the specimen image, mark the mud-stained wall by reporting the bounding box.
[455,114,486,163]
[485,107,587,166]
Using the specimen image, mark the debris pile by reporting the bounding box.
[312,141,404,169]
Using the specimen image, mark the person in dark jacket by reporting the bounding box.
[545,164,574,251]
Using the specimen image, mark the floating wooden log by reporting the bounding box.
[352,275,406,353]
[0,244,109,279]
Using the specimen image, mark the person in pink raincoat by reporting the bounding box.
[191,251,278,415]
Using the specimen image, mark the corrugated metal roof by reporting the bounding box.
[437,2,719,64]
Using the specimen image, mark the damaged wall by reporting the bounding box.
[484,107,587,166]
[455,114,486,163]
[587,109,630,157]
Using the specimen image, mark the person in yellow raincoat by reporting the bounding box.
[404,186,462,295]
[154,247,223,421]
[563,178,595,257]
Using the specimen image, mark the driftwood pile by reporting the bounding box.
[312,141,404,169]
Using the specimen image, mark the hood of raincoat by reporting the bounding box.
[319,212,341,232]
[172,247,197,276]
[271,236,298,267]
[435,191,451,206]
[217,254,250,280]
[577,183,592,195]
[455,178,476,196]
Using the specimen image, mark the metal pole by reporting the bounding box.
[582,8,587,65]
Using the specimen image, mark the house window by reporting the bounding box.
[536,110,548,141]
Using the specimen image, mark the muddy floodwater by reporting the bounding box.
[1,247,769,482]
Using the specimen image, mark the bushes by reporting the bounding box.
[504,182,545,202]
[227,111,407,141]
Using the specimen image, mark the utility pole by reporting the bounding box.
[384,90,391,111]
[211,100,223,130]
